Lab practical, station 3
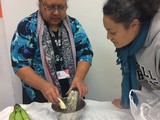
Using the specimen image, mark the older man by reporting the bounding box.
[11,0,93,104]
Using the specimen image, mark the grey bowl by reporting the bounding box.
[51,97,86,120]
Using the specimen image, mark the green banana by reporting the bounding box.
[14,110,24,120]
[14,104,24,120]
[14,104,21,113]
[20,107,31,120]
[9,103,20,120]
[9,109,16,120]
[9,103,31,120]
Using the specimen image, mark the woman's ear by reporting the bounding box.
[130,19,141,31]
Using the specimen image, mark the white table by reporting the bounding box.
[0,99,134,120]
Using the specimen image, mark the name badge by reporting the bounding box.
[56,69,70,80]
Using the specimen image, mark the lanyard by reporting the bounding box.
[47,26,65,71]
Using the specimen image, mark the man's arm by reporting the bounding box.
[68,61,91,98]
[16,66,60,103]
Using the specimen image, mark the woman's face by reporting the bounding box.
[39,0,67,29]
[103,15,140,48]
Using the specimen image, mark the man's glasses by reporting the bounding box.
[40,2,67,12]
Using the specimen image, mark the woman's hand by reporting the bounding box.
[112,98,124,109]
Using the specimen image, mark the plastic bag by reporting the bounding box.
[129,89,160,120]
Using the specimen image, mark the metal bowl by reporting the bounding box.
[51,97,86,120]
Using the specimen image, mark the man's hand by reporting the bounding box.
[41,83,60,104]
[67,77,88,98]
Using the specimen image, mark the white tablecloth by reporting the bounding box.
[0,100,134,120]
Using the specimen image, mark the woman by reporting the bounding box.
[103,0,160,108]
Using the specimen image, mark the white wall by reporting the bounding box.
[1,0,122,110]
[0,15,15,111]
[1,0,38,111]
[67,0,122,101]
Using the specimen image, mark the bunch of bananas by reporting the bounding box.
[9,103,31,120]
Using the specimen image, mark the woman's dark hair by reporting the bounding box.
[103,0,160,27]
